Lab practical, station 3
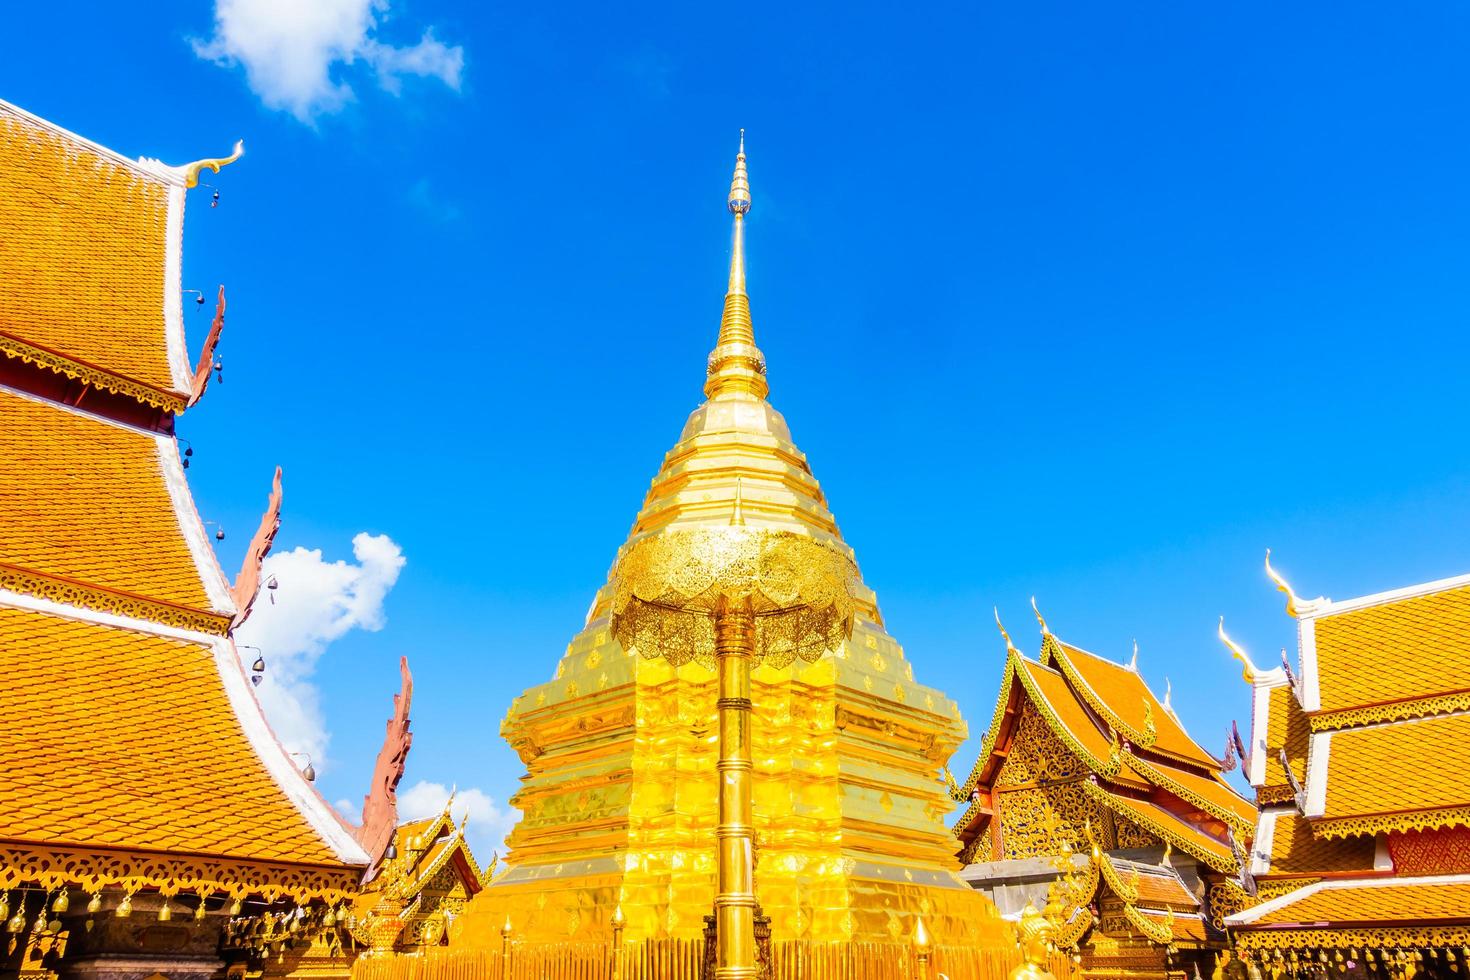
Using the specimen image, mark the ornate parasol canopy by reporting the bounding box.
[609,527,861,669]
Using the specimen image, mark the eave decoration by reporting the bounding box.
[230,465,282,630]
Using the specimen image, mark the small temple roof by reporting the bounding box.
[954,619,1249,881]
[0,602,362,866]
[0,99,214,409]
[1227,875,1470,929]
[0,386,234,629]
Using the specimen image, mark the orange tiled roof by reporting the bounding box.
[1236,877,1470,927]
[1263,809,1377,877]
[1017,657,1146,787]
[0,388,222,613]
[1313,581,1470,715]
[0,603,345,866]
[0,102,183,397]
[1319,712,1470,830]
[1049,640,1221,770]
[1131,869,1199,908]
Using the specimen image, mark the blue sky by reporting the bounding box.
[6,1,1470,853]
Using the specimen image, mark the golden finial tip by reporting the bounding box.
[993,607,1017,653]
[1030,596,1049,635]
[1264,548,1306,618]
[1218,616,1260,682]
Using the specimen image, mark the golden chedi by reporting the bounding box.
[465,136,1004,948]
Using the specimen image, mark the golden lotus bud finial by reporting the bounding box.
[913,915,931,951]
[611,904,626,928]
[1030,596,1050,635]
[1218,616,1261,683]
[728,129,750,215]
[730,476,746,527]
[179,140,245,189]
[501,915,513,939]
[994,607,1018,653]
[1264,548,1306,617]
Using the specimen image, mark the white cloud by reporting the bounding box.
[236,532,406,773]
[399,780,518,866]
[193,0,464,122]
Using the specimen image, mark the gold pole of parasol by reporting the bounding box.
[610,526,859,980]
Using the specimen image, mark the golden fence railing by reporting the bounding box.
[349,939,1072,980]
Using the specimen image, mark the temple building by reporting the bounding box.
[0,99,408,980]
[1223,561,1470,959]
[349,800,493,955]
[950,610,1256,979]
[456,140,1007,951]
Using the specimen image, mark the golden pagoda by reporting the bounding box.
[461,138,1006,949]
[1223,556,1470,957]
[950,609,1255,979]
[0,98,412,980]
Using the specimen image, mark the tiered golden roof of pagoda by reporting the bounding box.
[1229,561,1470,949]
[0,98,366,910]
[953,614,1254,877]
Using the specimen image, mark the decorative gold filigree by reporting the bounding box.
[1311,691,1470,731]
[1093,850,1140,906]
[1115,818,1158,850]
[0,842,358,904]
[609,528,859,669]
[0,564,230,635]
[1121,902,1173,945]
[1316,804,1470,839]
[0,334,187,411]
[1205,880,1254,931]
[1234,925,1470,952]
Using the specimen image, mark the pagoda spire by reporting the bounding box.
[704,131,770,401]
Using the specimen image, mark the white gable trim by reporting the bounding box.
[210,635,369,865]
[1251,807,1286,876]
[1249,668,1289,788]
[155,435,237,615]
[163,184,192,395]
[1304,730,1330,817]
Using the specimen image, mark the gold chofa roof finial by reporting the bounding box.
[178,140,244,189]
[1264,549,1306,618]
[994,607,1018,654]
[705,132,768,401]
[1030,596,1050,635]
[1218,616,1261,683]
